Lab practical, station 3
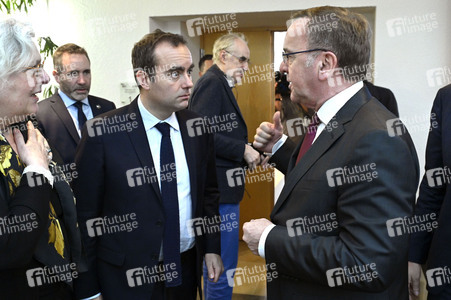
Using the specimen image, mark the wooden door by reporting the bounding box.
[200,30,274,239]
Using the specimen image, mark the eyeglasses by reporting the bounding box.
[282,49,329,64]
[23,61,45,78]
[224,50,250,64]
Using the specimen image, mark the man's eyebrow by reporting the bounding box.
[167,64,195,72]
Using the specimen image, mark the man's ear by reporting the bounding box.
[52,70,60,84]
[135,70,150,90]
[318,51,338,81]
[219,50,228,64]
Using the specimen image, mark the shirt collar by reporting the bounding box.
[137,96,179,132]
[316,81,364,125]
[59,90,89,108]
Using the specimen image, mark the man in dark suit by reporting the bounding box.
[243,6,419,299]
[364,80,399,117]
[189,33,260,300]
[37,43,115,165]
[73,29,223,300]
[408,84,451,299]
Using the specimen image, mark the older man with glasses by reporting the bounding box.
[189,33,260,300]
[244,6,420,299]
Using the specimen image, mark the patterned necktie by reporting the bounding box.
[154,122,182,287]
[296,114,320,164]
[74,101,87,130]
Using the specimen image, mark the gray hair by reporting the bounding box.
[212,33,247,64]
[0,18,37,85]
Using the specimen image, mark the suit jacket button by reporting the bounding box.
[156,220,163,226]
[151,255,158,260]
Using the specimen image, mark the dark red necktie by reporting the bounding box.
[295,114,320,164]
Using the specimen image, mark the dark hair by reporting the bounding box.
[53,43,90,73]
[291,6,371,81]
[199,54,213,72]
[132,29,186,78]
[275,71,290,97]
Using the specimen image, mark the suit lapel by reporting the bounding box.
[176,111,198,213]
[125,98,162,201]
[271,88,371,216]
[50,93,80,143]
[89,96,109,116]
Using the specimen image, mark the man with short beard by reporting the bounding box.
[37,43,115,165]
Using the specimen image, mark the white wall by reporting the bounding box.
[12,0,451,175]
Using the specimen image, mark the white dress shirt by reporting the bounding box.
[137,97,195,259]
[59,90,93,136]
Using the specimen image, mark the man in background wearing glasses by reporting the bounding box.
[243,6,419,299]
[189,33,260,300]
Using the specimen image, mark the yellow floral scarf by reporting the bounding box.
[0,133,64,258]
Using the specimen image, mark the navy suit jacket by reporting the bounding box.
[189,64,248,204]
[266,87,419,299]
[36,92,116,165]
[409,84,451,296]
[73,98,220,299]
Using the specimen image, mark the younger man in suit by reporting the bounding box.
[73,29,223,300]
[37,43,115,165]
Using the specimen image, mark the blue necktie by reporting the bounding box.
[74,101,87,130]
[154,122,182,287]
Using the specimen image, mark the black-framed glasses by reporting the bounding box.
[224,50,250,64]
[282,49,329,64]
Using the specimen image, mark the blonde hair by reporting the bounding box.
[212,33,247,64]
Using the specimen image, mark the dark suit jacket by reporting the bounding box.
[36,92,116,165]
[189,64,248,204]
[364,81,399,117]
[73,98,220,299]
[266,87,419,299]
[0,126,84,299]
[409,84,451,296]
